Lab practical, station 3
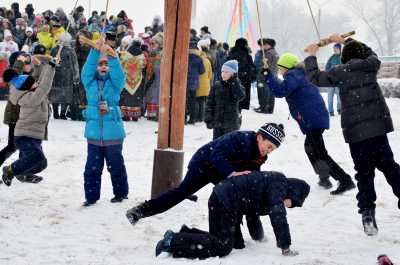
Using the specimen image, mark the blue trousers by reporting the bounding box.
[327,87,341,114]
[83,143,129,202]
[11,136,47,176]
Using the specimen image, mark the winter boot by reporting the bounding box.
[318,176,333,189]
[110,196,128,203]
[16,175,43,184]
[126,201,152,226]
[155,230,174,256]
[330,178,356,195]
[2,165,14,186]
[82,200,97,207]
[361,209,378,236]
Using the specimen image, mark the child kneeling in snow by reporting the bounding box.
[2,58,57,186]
[81,42,129,206]
[155,171,310,259]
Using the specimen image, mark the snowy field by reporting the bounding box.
[0,93,399,265]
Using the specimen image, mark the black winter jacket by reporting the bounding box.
[227,47,256,84]
[213,171,310,249]
[205,78,245,129]
[304,43,393,143]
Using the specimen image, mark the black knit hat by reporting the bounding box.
[33,44,46,55]
[258,123,285,147]
[341,40,366,64]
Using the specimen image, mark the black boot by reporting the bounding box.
[126,201,152,226]
[16,175,43,184]
[361,209,378,236]
[82,200,97,207]
[110,196,128,203]
[330,178,356,195]
[2,165,14,186]
[155,230,174,256]
[318,176,333,189]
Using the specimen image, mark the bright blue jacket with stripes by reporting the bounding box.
[81,49,126,141]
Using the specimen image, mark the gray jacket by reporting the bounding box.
[304,43,393,143]
[9,64,56,140]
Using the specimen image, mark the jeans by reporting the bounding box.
[11,136,47,176]
[327,87,341,114]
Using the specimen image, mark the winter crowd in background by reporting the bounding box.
[0,2,399,263]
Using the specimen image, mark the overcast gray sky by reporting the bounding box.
[1,0,371,42]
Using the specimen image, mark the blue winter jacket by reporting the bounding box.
[189,131,267,184]
[266,67,329,134]
[81,49,126,141]
[187,50,205,91]
[325,54,341,71]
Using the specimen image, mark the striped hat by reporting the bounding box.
[258,123,285,147]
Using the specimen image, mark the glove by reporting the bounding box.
[282,248,299,256]
[260,66,270,76]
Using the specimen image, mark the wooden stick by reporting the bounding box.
[304,31,355,52]
[78,35,118,57]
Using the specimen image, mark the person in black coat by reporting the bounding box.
[126,123,286,229]
[227,38,256,110]
[205,60,245,139]
[254,38,279,114]
[304,35,400,236]
[155,171,310,259]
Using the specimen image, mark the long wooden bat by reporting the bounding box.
[78,35,118,57]
[304,31,355,52]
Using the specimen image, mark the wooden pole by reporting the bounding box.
[151,0,192,198]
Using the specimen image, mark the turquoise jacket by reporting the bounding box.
[81,49,126,141]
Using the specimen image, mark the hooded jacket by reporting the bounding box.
[266,67,329,134]
[213,171,310,249]
[81,49,126,141]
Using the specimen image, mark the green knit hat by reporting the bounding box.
[277,53,300,69]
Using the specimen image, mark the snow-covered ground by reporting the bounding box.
[1,94,399,265]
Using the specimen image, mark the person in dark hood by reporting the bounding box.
[155,171,310,259]
[227,38,256,110]
[254,38,279,114]
[10,2,21,25]
[304,34,400,236]
[25,4,35,26]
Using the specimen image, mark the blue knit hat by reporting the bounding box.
[334,43,342,50]
[221,60,239,74]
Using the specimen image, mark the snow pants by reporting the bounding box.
[11,136,47,176]
[304,129,351,183]
[349,135,400,212]
[83,143,129,202]
[0,124,17,167]
[170,193,236,259]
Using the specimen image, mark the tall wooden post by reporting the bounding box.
[151,0,192,198]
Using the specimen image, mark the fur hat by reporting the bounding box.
[341,40,366,64]
[258,38,276,48]
[258,123,285,147]
[221,60,239,74]
[235,38,248,48]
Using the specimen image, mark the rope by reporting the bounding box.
[305,0,321,40]
[66,0,80,33]
[255,0,266,61]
